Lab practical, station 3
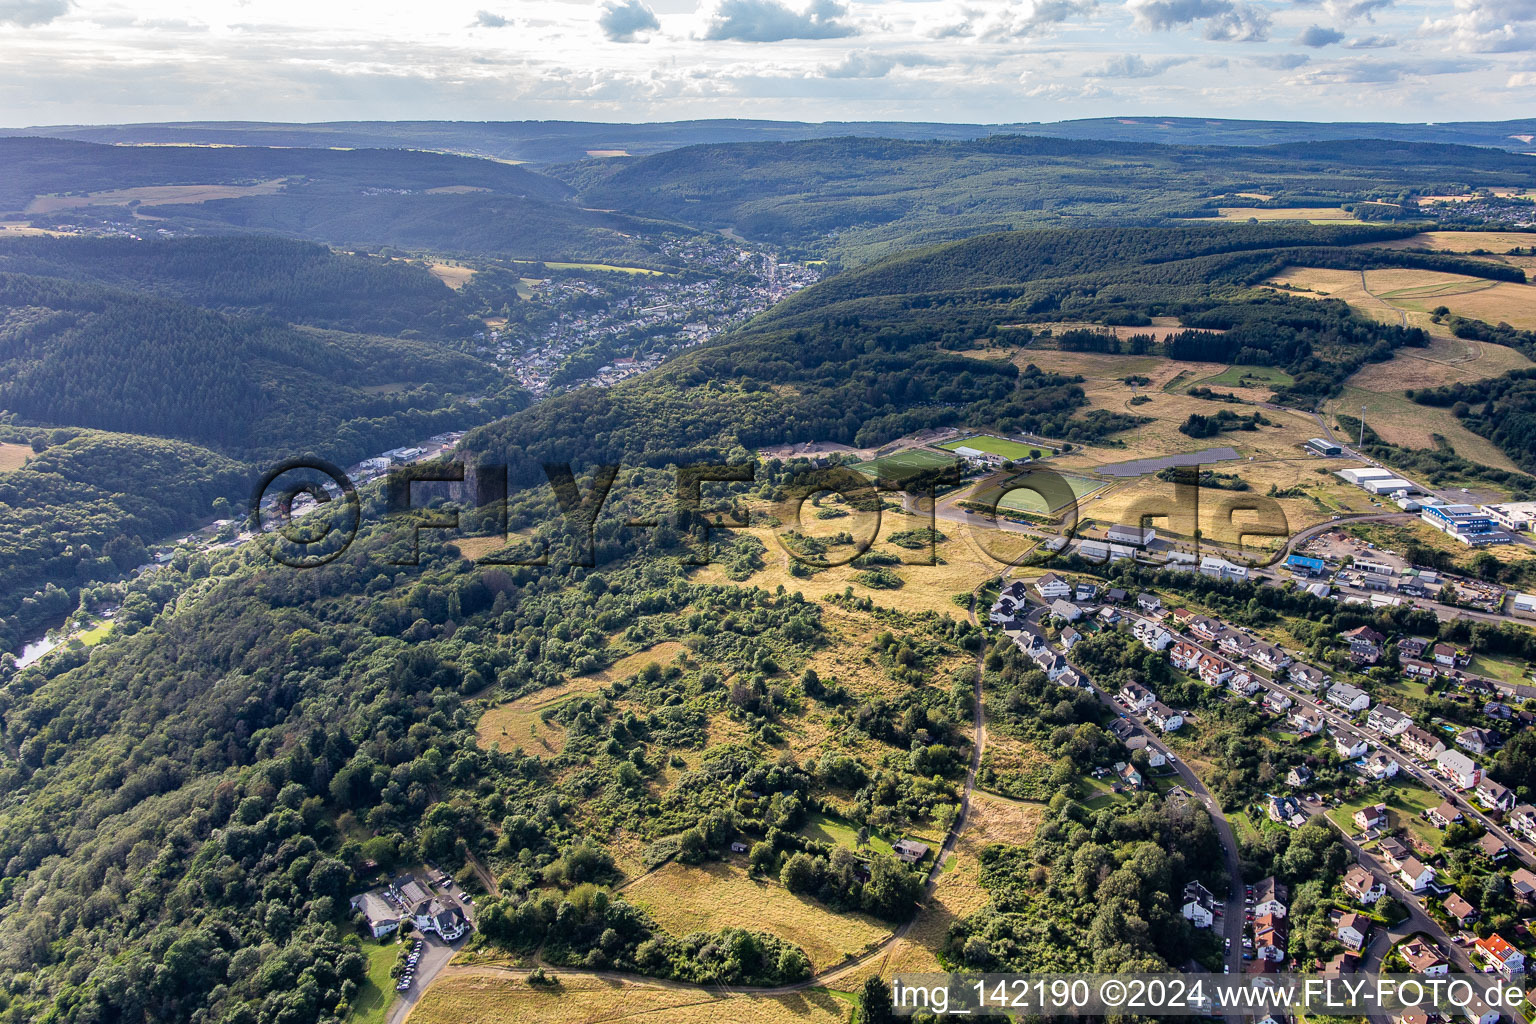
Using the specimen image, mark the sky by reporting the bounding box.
[0,0,1534,126]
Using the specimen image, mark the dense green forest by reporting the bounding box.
[0,237,523,337]
[563,136,1536,260]
[0,272,512,460]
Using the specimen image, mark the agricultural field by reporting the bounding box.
[1212,206,1358,222]
[508,259,667,276]
[1364,230,1536,254]
[622,861,891,970]
[1345,333,1532,392]
[0,442,30,472]
[426,262,476,289]
[1270,264,1536,333]
[23,180,287,213]
[938,433,1046,460]
[408,968,854,1024]
[1182,365,1295,391]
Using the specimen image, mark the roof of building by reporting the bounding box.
[1445,893,1477,918]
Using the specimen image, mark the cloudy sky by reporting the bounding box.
[1,0,1533,126]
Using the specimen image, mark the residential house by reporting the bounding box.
[1251,642,1293,672]
[1342,626,1387,664]
[1458,727,1501,756]
[1433,643,1464,668]
[1097,605,1123,626]
[1476,778,1517,812]
[1190,616,1224,643]
[351,892,400,938]
[1401,726,1446,760]
[1289,709,1324,736]
[1398,856,1437,893]
[1444,892,1479,928]
[1437,749,1482,790]
[1474,934,1526,977]
[390,875,432,907]
[892,839,931,864]
[1354,804,1388,832]
[1199,654,1235,687]
[1426,799,1464,829]
[1074,582,1098,603]
[1125,735,1166,768]
[1337,911,1371,951]
[1050,598,1083,623]
[1399,637,1430,661]
[1268,794,1304,827]
[1034,650,1071,682]
[1478,832,1511,862]
[1461,997,1501,1024]
[1368,705,1413,736]
[1483,701,1515,722]
[1106,587,1129,605]
[1120,681,1157,712]
[1289,663,1330,691]
[1134,619,1173,651]
[1399,937,1449,976]
[1513,805,1536,840]
[1146,702,1184,732]
[1510,867,1536,901]
[1228,671,1263,697]
[1137,592,1161,613]
[1287,764,1314,788]
[1328,682,1372,712]
[1060,627,1082,651]
[1360,751,1399,781]
[1264,690,1294,714]
[1182,880,1217,929]
[1403,659,1439,681]
[1170,641,1202,672]
[414,898,469,941]
[1343,864,1385,905]
[1108,718,1137,741]
[1116,761,1144,789]
[1252,876,1289,917]
[1378,836,1410,868]
[1034,573,1071,600]
[1221,632,1257,661]
[1335,733,1370,760]
[1254,913,1288,962]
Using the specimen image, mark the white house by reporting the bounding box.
[1400,726,1446,760]
[1334,733,1369,760]
[1288,663,1330,691]
[1368,705,1413,736]
[1337,911,1371,951]
[1474,934,1526,978]
[1034,573,1071,599]
[1477,778,1517,812]
[1397,857,1437,893]
[1360,752,1399,781]
[1436,749,1482,790]
[1328,682,1371,712]
[1182,880,1216,928]
[1263,690,1294,713]
[1343,864,1385,905]
[1147,702,1184,732]
[1050,598,1082,622]
[1252,876,1288,918]
[1228,671,1263,697]
[1120,681,1157,712]
[1400,937,1449,976]
[1289,708,1324,736]
[414,898,469,941]
[352,893,400,938]
[1134,619,1173,651]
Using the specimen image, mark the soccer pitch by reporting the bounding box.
[938,434,1045,460]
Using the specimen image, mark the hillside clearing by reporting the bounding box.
[407,969,852,1024]
[23,180,287,213]
[623,861,890,970]
[427,263,476,289]
[1324,387,1524,476]
[0,442,30,472]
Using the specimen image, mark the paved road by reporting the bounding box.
[387,933,460,1024]
[1125,609,1536,870]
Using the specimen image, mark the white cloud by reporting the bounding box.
[1127,0,1269,39]
[473,10,510,28]
[1346,32,1397,45]
[820,49,940,76]
[1423,0,1536,51]
[1087,53,1191,75]
[0,0,67,26]
[699,0,857,41]
[600,0,662,41]
[1297,23,1345,43]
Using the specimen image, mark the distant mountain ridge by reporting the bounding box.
[7,116,1536,164]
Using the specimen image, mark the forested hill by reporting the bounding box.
[561,134,1536,260]
[0,236,518,337]
[0,138,687,266]
[462,223,1449,478]
[0,272,511,461]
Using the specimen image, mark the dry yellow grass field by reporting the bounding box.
[690,518,1016,617]
[407,969,852,1024]
[1345,334,1532,392]
[0,442,31,472]
[0,222,67,237]
[1324,387,1524,476]
[1364,231,1536,253]
[623,862,890,970]
[23,180,286,213]
[427,263,477,289]
[1270,264,1536,333]
[1213,207,1357,221]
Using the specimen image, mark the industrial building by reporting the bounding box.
[1421,504,1511,546]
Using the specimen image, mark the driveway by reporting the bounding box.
[387,932,462,1024]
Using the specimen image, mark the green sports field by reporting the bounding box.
[973,472,1106,515]
[853,448,960,479]
[938,434,1045,460]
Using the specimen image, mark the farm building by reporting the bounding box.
[1304,438,1343,457]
